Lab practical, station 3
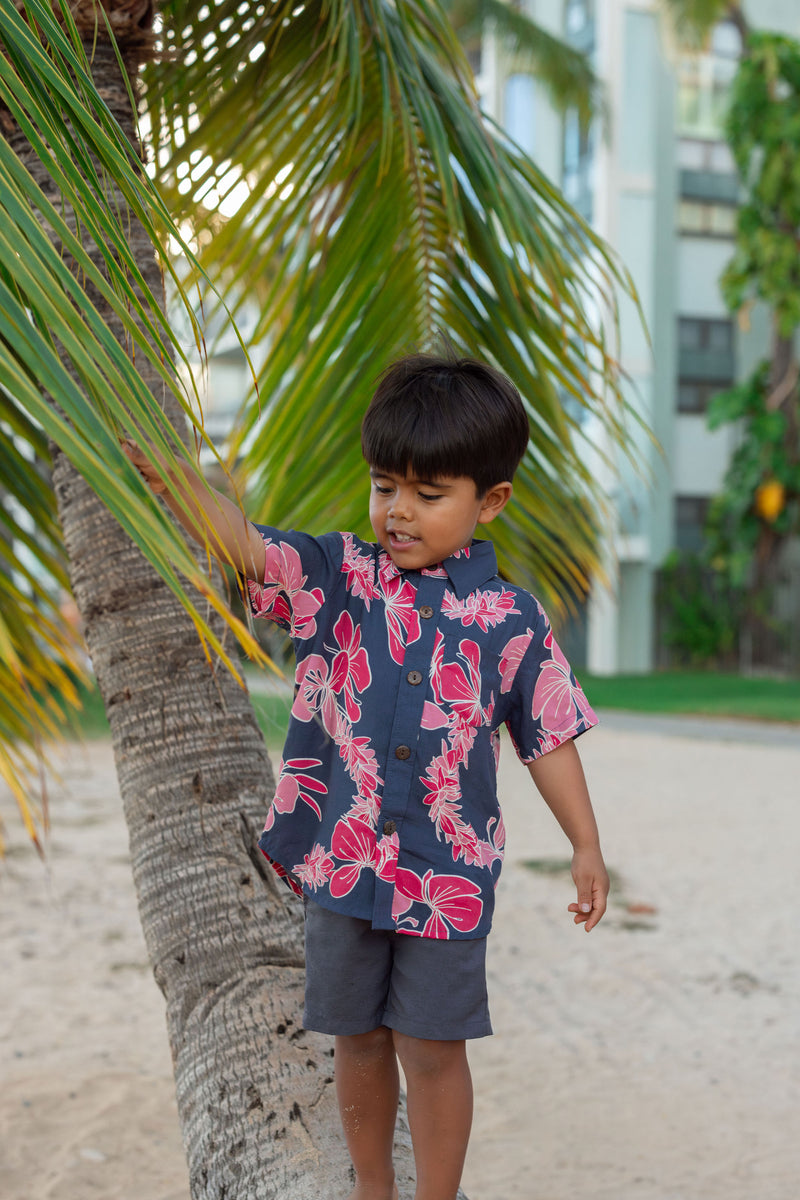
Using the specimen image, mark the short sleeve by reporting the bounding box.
[244,525,343,640]
[503,608,598,763]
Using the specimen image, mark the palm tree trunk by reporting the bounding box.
[6,26,439,1200]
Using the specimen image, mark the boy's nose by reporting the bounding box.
[389,494,411,518]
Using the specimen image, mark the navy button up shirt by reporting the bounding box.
[247,527,597,939]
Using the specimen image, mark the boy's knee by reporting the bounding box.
[392,1032,467,1078]
[335,1026,394,1061]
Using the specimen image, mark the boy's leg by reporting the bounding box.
[392,1032,473,1200]
[335,1026,400,1200]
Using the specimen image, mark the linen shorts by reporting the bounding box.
[302,897,492,1041]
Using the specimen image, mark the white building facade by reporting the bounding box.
[478,0,800,672]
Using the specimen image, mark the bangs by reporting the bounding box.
[362,387,481,485]
[361,354,530,493]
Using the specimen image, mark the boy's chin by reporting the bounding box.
[382,540,437,571]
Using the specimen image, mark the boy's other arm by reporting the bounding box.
[527,739,609,931]
[121,440,266,581]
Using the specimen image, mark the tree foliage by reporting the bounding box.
[0,0,639,845]
[147,0,636,605]
[705,31,800,594]
[721,32,800,336]
[446,0,605,131]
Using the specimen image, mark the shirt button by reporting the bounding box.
[395,744,411,760]
[406,670,423,685]
[419,605,434,619]
[383,819,397,836]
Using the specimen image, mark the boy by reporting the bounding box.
[124,352,609,1200]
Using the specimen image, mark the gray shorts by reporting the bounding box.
[303,897,492,1041]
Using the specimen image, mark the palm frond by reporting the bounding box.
[449,0,606,131]
[660,0,746,49]
[0,0,270,844]
[146,0,640,615]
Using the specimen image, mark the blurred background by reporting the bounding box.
[180,0,800,685]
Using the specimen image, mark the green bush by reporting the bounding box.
[657,552,744,667]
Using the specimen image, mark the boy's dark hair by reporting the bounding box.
[361,353,530,494]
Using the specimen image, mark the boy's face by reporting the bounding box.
[368,467,512,570]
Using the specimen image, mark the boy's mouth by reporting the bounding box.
[388,530,419,549]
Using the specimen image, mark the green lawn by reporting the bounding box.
[64,670,800,741]
[62,681,295,746]
[580,671,800,723]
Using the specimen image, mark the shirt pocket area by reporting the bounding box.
[430,634,502,730]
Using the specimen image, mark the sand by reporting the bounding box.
[2,716,798,1200]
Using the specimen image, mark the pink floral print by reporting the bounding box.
[531,629,593,739]
[377,566,421,664]
[327,611,372,723]
[265,757,328,829]
[441,586,520,631]
[329,817,378,898]
[245,526,597,939]
[393,867,484,938]
[247,539,324,638]
[293,843,335,889]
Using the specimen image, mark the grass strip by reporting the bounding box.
[61,670,800,746]
[60,680,294,747]
[580,671,800,723]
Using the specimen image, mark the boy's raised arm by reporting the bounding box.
[121,440,266,581]
[527,739,609,932]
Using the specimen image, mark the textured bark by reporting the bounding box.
[6,21,453,1199]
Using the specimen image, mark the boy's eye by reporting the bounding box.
[419,492,443,501]
[373,483,392,495]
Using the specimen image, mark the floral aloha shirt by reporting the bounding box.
[246,527,597,940]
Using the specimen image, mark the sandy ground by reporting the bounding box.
[2,715,799,1200]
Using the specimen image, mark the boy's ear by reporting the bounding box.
[477,481,513,524]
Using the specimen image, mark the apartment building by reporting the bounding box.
[479,0,800,672]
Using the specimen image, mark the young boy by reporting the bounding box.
[124,353,608,1200]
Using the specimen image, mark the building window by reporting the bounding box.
[676,20,742,139]
[563,0,595,221]
[678,139,735,174]
[565,0,595,40]
[679,316,734,354]
[465,42,482,78]
[678,158,739,237]
[563,110,593,220]
[677,379,731,414]
[675,495,711,553]
[677,318,735,410]
[678,200,737,237]
[505,73,536,157]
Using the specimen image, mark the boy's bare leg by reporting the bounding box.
[335,1027,400,1200]
[393,1032,473,1200]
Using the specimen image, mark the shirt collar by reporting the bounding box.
[378,538,499,599]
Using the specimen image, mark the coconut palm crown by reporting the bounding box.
[0,0,638,844]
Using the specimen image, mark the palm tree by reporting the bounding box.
[1,0,636,1193]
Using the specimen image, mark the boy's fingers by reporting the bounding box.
[568,881,607,930]
[120,439,168,493]
[583,895,607,931]
[120,438,143,463]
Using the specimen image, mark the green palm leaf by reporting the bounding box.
[661,0,745,48]
[147,0,639,609]
[0,0,269,845]
[447,0,605,130]
[1,0,642,850]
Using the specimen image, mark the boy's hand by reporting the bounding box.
[568,847,609,932]
[121,439,168,494]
